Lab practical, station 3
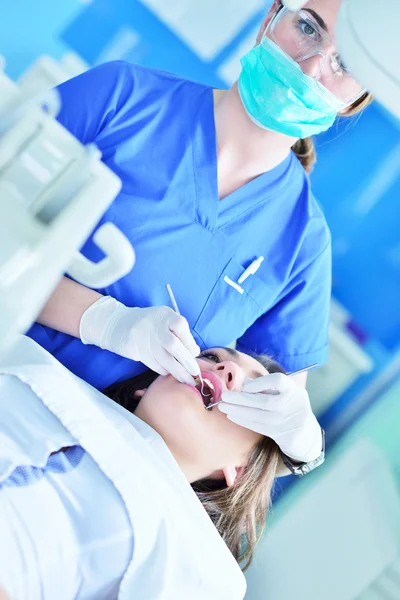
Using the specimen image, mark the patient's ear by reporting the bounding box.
[222,465,246,487]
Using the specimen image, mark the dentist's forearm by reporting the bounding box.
[37,277,102,338]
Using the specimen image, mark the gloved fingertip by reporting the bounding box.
[186,360,201,378]
[221,391,236,402]
[178,373,196,386]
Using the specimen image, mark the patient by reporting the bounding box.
[0,338,283,599]
[105,347,283,569]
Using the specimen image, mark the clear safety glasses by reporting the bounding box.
[266,5,366,106]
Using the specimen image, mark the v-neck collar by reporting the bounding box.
[191,87,293,231]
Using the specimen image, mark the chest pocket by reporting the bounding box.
[193,257,275,348]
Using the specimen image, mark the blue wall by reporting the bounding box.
[312,108,400,353]
[62,0,230,88]
[0,0,82,79]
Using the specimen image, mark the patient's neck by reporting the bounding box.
[134,408,207,484]
[168,451,205,484]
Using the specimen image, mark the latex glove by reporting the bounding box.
[219,373,322,463]
[80,296,200,385]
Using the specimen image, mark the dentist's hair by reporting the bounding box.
[104,351,284,570]
[292,91,373,173]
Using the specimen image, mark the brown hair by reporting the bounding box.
[104,352,284,570]
[292,91,374,173]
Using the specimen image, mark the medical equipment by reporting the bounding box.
[0,64,135,354]
[283,0,400,119]
[287,363,319,377]
[205,363,319,410]
[165,283,203,385]
[165,283,181,315]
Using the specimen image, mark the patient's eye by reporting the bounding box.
[200,351,222,364]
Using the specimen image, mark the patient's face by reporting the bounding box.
[134,348,269,485]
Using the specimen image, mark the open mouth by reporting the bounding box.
[194,371,222,409]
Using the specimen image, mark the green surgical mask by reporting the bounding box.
[238,36,345,138]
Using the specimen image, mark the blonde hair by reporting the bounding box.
[194,436,279,570]
[292,92,374,173]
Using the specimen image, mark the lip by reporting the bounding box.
[200,370,223,403]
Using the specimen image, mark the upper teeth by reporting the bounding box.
[202,378,214,391]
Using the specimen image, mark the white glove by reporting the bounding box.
[80,296,201,385]
[219,373,322,463]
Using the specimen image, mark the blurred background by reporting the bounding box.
[3,1,400,598]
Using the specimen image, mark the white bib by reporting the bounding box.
[0,336,246,600]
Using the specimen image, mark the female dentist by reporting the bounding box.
[29,0,371,471]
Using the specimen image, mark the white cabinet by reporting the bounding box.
[307,300,373,416]
[245,441,400,600]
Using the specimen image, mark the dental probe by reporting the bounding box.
[165,284,204,388]
[286,363,319,377]
[165,284,180,315]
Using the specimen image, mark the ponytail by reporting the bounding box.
[291,137,316,174]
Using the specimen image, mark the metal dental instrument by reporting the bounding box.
[165,284,204,388]
[165,283,180,315]
[205,363,319,410]
[287,364,319,377]
[206,399,227,410]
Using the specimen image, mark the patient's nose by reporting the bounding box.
[214,361,243,392]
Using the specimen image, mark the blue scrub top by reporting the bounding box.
[28,61,331,389]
